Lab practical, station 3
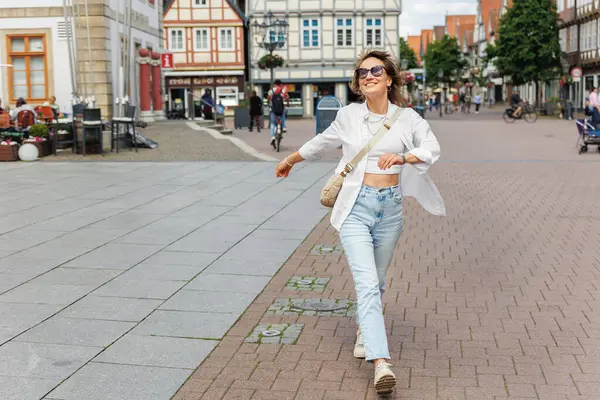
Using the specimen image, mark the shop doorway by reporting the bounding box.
[169,88,187,119]
[347,88,361,104]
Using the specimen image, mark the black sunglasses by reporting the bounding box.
[355,65,385,79]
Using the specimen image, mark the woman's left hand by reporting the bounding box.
[378,153,404,170]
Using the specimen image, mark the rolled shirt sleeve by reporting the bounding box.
[298,108,344,160]
[407,109,440,174]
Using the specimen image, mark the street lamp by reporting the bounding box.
[251,10,289,87]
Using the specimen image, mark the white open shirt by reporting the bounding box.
[299,101,446,231]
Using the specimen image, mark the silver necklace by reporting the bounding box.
[366,112,386,136]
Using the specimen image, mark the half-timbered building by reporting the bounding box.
[163,0,246,117]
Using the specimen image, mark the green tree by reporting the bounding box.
[486,0,561,105]
[398,37,419,70]
[423,34,467,87]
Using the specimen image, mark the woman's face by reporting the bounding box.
[357,57,392,99]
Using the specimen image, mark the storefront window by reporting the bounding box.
[216,86,239,107]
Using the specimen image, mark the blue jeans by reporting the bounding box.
[339,184,403,361]
[270,111,286,137]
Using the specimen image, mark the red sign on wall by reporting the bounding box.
[161,53,174,69]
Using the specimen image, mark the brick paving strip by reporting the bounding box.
[174,160,600,400]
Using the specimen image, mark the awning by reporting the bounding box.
[164,70,244,77]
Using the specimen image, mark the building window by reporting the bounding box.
[559,28,567,52]
[7,35,47,102]
[365,18,383,47]
[569,25,577,52]
[567,0,574,8]
[216,86,239,107]
[302,19,320,48]
[193,0,208,6]
[169,29,185,51]
[336,18,353,47]
[219,28,234,50]
[194,29,210,51]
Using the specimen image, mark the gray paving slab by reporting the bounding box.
[56,296,162,322]
[114,217,209,245]
[0,228,70,252]
[45,362,190,400]
[0,255,66,276]
[61,243,162,269]
[0,376,58,400]
[45,228,132,250]
[119,263,207,281]
[88,211,163,230]
[0,273,33,294]
[185,272,271,294]
[0,283,96,305]
[94,334,217,369]
[92,277,186,300]
[142,250,220,267]
[31,268,122,287]
[0,342,100,379]
[159,289,257,314]
[203,257,283,276]
[131,310,239,339]
[15,318,135,347]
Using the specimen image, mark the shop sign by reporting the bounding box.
[192,77,239,85]
[168,78,191,86]
[168,76,239,86]
[161,53,174,69]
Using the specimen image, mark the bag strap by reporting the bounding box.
[340,107,405,177]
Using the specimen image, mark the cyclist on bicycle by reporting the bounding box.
[267,79,289,147]
[510,89,522,117]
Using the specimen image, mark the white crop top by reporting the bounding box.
[364,112,405,174]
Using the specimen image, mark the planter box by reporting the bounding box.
[27,140,52,157]
[0,145,19,161]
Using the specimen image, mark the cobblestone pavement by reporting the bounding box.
[45,121,258,162]
[173,116,600,399]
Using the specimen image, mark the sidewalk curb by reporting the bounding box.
[187,122,279,162]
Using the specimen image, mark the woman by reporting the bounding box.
[275,50,445,395]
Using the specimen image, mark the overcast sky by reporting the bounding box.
[399,0,477,38]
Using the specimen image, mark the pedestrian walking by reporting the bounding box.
[249,90,263,132]
[474,93,482,114]
[275,50,446,396]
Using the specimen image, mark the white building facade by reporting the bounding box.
[247,0,401,117]
[0,0,163,119]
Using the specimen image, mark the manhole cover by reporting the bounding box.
[261,329,282,337]
[294,300,349,312]
[297,279,313,285]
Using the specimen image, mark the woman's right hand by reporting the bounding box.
[275,159,293,178]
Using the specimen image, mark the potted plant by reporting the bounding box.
[26,124,52,157]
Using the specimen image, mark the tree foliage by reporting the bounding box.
[487,0,561,88]
[423,34,467,85]
[398,37,419,70]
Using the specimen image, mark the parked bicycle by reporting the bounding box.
[503,100,538,124]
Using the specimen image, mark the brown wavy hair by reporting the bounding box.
[349,50,406,107]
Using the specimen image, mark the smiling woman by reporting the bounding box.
[274,49,445,396]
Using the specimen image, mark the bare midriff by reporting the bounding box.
[363,173,399,188]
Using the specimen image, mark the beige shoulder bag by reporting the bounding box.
[320,107,404,208]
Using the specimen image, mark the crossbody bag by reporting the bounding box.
[320,107,404,208]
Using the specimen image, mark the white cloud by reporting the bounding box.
[400,0,477,37]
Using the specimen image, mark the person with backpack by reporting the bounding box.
[267,79,289,147]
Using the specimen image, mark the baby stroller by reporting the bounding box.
[576,118,600,154]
